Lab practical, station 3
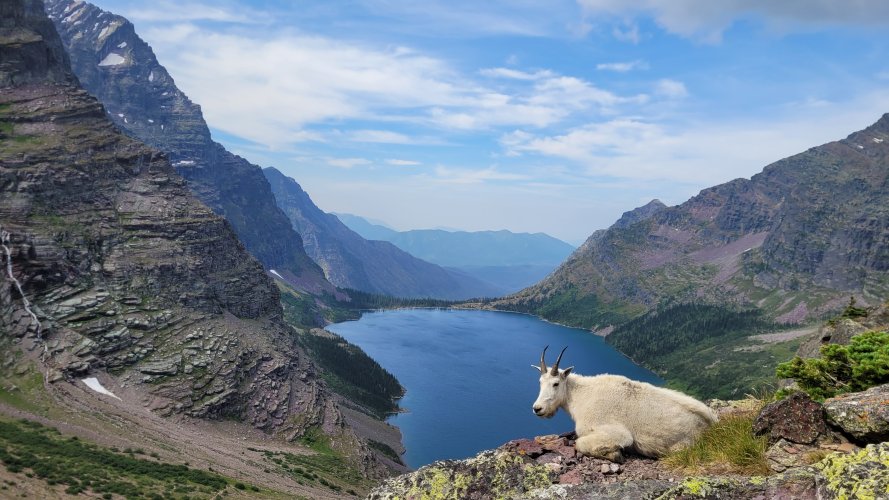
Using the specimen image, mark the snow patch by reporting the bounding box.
[98,26,113,40]
[82,377,121,400]
[856,144,864,149]
[148,119,154,124]
[269,269,284,280]
[117,42,127,48]
[99,53,125,67]
[173,160,196,166]
[874,137,884,143]
[117,113,124,118]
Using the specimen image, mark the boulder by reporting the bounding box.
[823,384,889,443]
[765,439,819,473]
[753,392,834,445]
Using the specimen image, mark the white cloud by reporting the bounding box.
[119,1,262,24]
[655,79,688,99]
[432,166,529,184]
[612,22,641,43]
[327,157,371,169]
[350,130,413,144]
[577,0,889,42]
[136,23,655,146]
[479,67,553,80]
[502,89,889,184]
[596,60,648,72]
[386,159,422,166]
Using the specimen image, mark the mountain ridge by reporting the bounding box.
[0,2,398,491]
[264,167,503,299]
[489,115,889,329]
[337,213,576,294]
[44,0,336,300]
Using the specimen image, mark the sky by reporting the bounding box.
[91,0,889,244]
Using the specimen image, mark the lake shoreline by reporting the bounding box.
[329,308,662,468]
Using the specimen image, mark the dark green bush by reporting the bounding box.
[776,330,889,400]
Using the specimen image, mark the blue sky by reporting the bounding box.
[92,0,889,244]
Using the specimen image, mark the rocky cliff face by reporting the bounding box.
[264,167,503,300]
[0,0,360,458]
[44,0,334,298]
[492,118,889,328]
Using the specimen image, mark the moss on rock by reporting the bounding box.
[815,443,889,500]
[368,450,556,500]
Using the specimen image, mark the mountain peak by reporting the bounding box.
[862,112,889,135]
[611,198,667,229]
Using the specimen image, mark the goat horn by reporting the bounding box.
[551,346,568,375]
[539,345,549,374]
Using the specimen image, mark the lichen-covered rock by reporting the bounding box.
[754,392,835,445]
[765,439,820,473]
[370,433,889,499]
[815,443,889,499]
[367,450,556,500]
[823,384,889,443]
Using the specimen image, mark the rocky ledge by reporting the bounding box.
[370,387,889,499]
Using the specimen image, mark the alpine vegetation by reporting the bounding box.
[531,346,717,462]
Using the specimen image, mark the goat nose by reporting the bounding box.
[532,405,543,415]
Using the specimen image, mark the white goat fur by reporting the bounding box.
[533,368,717,461]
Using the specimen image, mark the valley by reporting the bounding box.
[1,0,888,498]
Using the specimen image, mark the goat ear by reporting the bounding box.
[531,364,541,371]
[560,366,574,378]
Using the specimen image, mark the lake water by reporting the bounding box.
[328,308,663,468]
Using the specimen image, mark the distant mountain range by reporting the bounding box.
[491,116,889,329]
[44,0,500,301]
[336,214,575,293]
[263,168,502,299]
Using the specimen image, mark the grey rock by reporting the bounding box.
[824,383,889,443]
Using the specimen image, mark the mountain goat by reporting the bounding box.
[531,346,717,462]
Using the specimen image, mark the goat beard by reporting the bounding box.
[538,409,557,419]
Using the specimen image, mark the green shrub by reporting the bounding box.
[776,330,889,400]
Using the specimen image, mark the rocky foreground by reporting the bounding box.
[370,387,889,499]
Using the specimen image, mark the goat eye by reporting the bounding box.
[552,382,559,387]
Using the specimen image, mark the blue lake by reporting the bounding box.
[328,308,663,468]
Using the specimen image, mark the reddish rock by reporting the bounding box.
[535,452,563,465]
[754,392,833,445]
[559,468,583,485]
[509,438,545,458]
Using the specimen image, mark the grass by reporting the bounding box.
[663,408,770,475]
[368,440,403,465]
[0,417,253,498]
[658,335,803,399]
[259,427,371,496]
[0,360,50,415]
